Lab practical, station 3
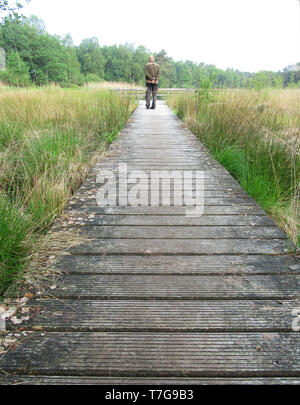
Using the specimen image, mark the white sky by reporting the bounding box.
[22,0,300,72]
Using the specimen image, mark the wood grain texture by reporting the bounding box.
[55,254,299,275]
[75,225,286,239]
[69,238,290,255]
[1,332,300,377]
[37,274,300,300]
[1,375,300,385]
[6,299,297,332]
[2,100,299,384]
[59,214,276,226]
[2,375,300,385]
[65,205,267,215]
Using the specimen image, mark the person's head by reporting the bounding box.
[149,55,155,63]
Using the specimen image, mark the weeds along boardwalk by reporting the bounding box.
[1,101,300,384]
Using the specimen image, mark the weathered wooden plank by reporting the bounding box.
[70,238,290,255]
[84,171,242,185]
[83,197,260,207]
[6,299,297,332]
[84,173,245,186]
[100,164,225,170]
[93,166,236,176]
[2,101,297,385]
[76,188,250,198]
[1,375,300,385]
[39,274,300,299]
[94,161,230,168]
[68,206,267,215]
[93,167,238,176]
[113,153,206,158]
[95,166,226,171]
[80,180,249,191]
[55,254,299,275]
[1,332,300,376]
[102,159,216,163]
[115,141,204,146]
[61,214,276,227]
[76,225,286,240]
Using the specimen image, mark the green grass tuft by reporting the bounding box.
[168,89,300,249]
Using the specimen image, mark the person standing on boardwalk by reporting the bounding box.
[145,56,160,110]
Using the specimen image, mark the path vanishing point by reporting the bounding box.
[1,100,300,384]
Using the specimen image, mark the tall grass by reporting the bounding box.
[168,89,300,248]
[0,87,135,297]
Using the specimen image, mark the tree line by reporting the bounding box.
[0,15,299,88]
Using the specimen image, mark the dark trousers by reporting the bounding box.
[146,83,158,108]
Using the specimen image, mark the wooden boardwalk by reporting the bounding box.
[1,100,300,384]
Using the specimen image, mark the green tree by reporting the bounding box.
[0,1,27,10]
[249,71,273,91]
[154,49,176,87]
[0,0,30,19]
[175,61,194,88]
[77,37,105,79]
[0,15,82,86]
[131,45,149,84]
[102,44,133,82]
[273,73,283,89]
[24,14,45,34]
[6,50,30,85]
[63,34,83,85]
[0,8,293,89]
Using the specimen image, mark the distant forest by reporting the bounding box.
[0,15,299,88]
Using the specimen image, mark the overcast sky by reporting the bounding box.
[22,0,300,72]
